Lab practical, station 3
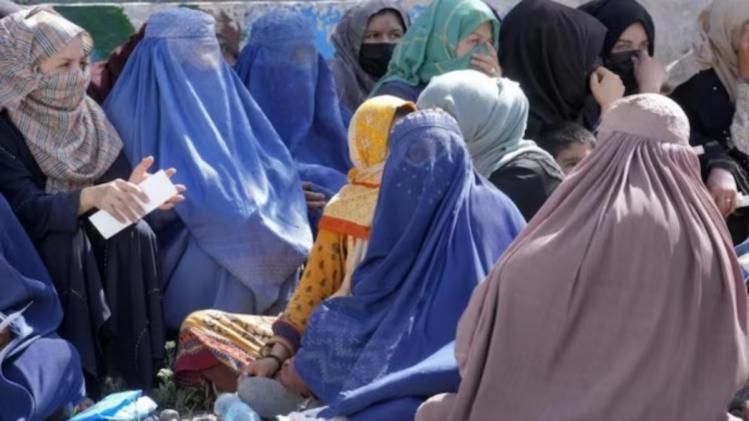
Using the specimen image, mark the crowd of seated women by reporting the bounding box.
[0,0,748,419]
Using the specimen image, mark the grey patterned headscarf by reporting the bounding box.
[330,0,409,113]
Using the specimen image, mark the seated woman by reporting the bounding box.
[579,0,667,95]
[499,0,624,139]
[104,8,312,331]
[175,95,417,392]
[235,10,352,231]
[416,95,749,421]
[240,109,526,420]
[330,0,410,114]
[536,121,596,175]
[672,0,749,243]
[417,70,564,220]
[371,0,501,102]
[0,194,85,420]
[0,8,178,391]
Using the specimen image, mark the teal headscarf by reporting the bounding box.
[417,70,532,177]
[374,0,499,91]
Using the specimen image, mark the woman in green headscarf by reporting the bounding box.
[371,0,501,101]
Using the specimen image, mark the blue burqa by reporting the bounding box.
[104,9,312,328]
[294,110,526,419]
[235,10,351,229]
[0,194,85,420]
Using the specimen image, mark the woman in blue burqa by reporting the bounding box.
[240,109,526,420]
[235,9,351,231]
[0,193,85,420]
[104,8,313,331]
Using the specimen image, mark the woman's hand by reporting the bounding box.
[239,357,282,382]
[80,179,148,223]
[471,41,502,78]
[276,359,313,396]
[707,168,738,217]
[739,23,749,82]
[633,51,667,94]
[128,156,186,211]
[590,67,625,112]
[302,182,327,210]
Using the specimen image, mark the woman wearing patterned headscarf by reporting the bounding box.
[330,0,410,114]
[0,8,182,391]
[672,0,749,244]
[416,94,749,421]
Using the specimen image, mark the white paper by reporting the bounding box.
[693,145,705,155]
[739,195,749,209]
[89,170,178,240]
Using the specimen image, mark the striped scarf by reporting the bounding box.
[0,8,122,192]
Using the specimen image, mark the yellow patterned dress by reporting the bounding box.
[175,229,347,385]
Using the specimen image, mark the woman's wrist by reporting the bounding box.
[78,185,98,215]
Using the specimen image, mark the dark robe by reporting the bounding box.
[489,155,562,221]
[672,69,749,244]
[0,111,164,392]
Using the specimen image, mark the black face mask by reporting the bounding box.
[604,50,640,96]
[359,43,396,78]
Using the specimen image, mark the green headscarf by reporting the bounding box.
[373,0,500,92]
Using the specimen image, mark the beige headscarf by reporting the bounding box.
[0,9,122,192]
[696,0,749,102]
[416,94,749,421]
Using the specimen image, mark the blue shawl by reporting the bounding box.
[235,9,351,200]
[294,109,526,419]
[0,194,84,419]
[104,9,312,310]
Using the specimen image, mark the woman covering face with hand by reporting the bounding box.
[579,0,667,95]
[500,0,624,140]
[330,0,410,114]
[371,0,501,102]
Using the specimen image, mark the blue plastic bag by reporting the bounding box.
[71,390,157,420]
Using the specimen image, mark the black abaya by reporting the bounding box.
[0,111,165,391]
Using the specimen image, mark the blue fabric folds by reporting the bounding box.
[0,194,85,420]
[104,9,312,312]
[294,109,526,418]
[235,9,351,198]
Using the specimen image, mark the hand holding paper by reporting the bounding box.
[90,170,181,239]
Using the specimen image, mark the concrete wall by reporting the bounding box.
[25,0,708,84]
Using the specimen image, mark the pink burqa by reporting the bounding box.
[417,94,749,421]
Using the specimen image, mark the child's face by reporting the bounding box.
[556,142,592,175]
